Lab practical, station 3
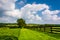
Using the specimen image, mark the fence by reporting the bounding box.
[39,26,60,33]
[51,27,60,33]
[25,26,60,33]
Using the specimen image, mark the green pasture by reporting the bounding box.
[19,28,60,40]
[0,28,19,40]
[0,28,60,40]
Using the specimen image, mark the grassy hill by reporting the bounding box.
[0,28,60,40]
[19,28,60,40]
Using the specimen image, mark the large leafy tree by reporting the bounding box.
[17,18,26,28]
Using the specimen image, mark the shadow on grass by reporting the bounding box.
[0,28,22,40]
[28,28,60,39]
[0,35,18,40]
[43,32,60,39]
[18,28,21,40]
[10,28,22,40]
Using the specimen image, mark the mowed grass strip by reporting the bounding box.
[0,28,19,37]
[19,28,59,40]
[0,28,60,40]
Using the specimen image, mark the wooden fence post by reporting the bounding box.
[50,26,52,33]
[39,27,41,30]
[44,26,45,32]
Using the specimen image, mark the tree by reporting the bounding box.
[17,18,26,28]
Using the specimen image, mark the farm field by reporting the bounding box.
[0,28,20,40]
[19,28,60,40]
[0,28,60,40]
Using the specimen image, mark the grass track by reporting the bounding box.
[0,28,60,40]
[19,28,59,40]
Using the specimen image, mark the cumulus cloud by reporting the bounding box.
[42,9,60,15]
[20,4,60,24]
[0,0,17,10]
[0,0,17,23]
[20,4,49,23]
[0,0,60,24]
[5,9,22,18]
[42,9,60,21]
[0,16,17,23]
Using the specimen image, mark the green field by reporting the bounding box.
[0,28,19,40]
[0,28,60,40]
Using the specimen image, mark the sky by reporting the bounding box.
[0,0,60,24]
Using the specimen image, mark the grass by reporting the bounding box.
[44,32,60,39]
[0,28,60,40]
[0,28,20,40]
[19,28,60,40]
[0,28,19,37]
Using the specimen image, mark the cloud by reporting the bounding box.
[18,1,25,5]
[42,9,60,21]
[0,0,17,23]
[20,4,49,23]
[16,0,27,9]
[5,9,22,18]
[0,0,60,24]
[0,0,16,10]
[0,16,17,23]
[23,4,49,11]
[42,9,60,15]
[20,4,60,24]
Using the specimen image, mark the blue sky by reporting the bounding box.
[16,0,60,10]
[0,0,60,24]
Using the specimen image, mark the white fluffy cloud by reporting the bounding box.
[42,9,60,21]
[0,0,17,10]
[0,0,60,24]
[20,4,60,24]
[0,16,17,23]
[19,4,50,23]
[5,9,22,18]
[0,0,17,23]
[42,9,60,15]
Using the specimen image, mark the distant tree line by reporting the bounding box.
[24,24,60,28]
[0,19,60,28]
[0,23,60,28]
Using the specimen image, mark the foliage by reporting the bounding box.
[17,18,26,28]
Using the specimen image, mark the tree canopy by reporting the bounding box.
[17,18,26,28]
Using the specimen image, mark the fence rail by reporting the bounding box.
[38,26,60,33]
[51,27,60,33]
